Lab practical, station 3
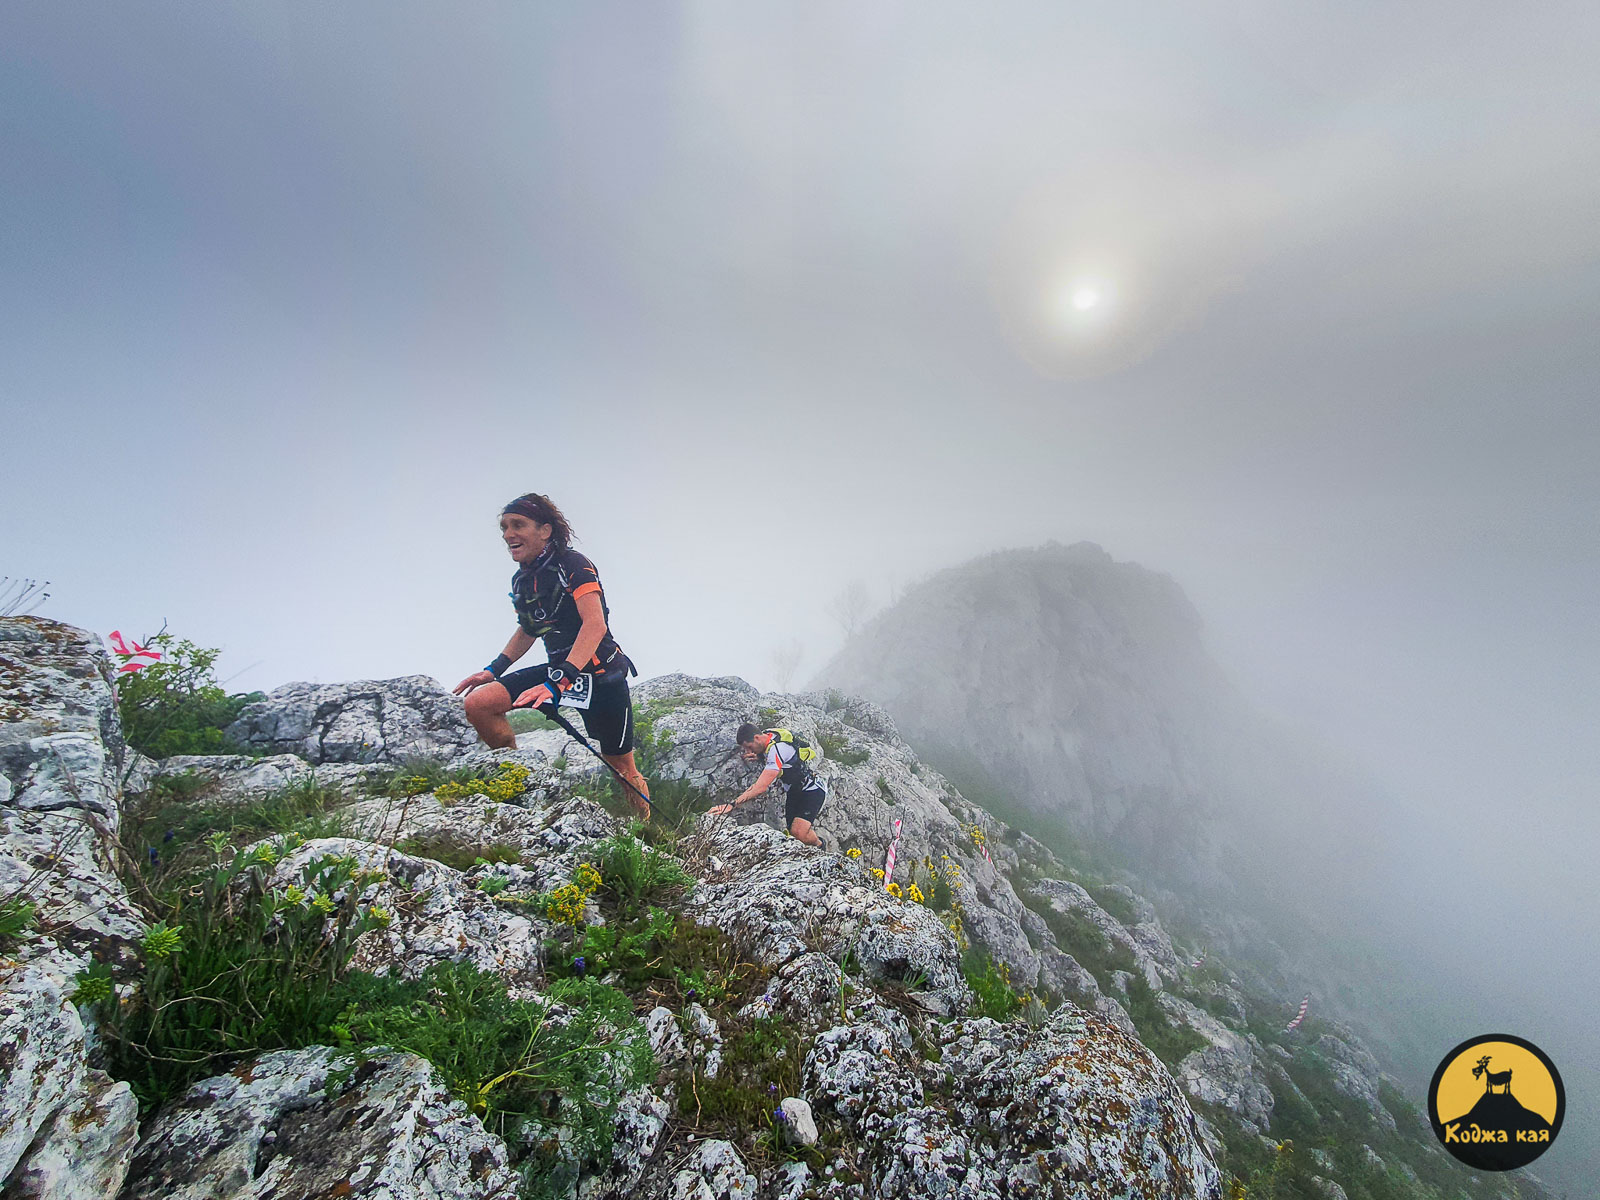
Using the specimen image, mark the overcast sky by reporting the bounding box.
[4,3,1597,1180]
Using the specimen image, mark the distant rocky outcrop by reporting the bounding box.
[812,543,1257,889]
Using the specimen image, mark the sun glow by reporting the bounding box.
[1055,277,1115,328]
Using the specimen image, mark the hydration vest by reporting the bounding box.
[766,728,819,790]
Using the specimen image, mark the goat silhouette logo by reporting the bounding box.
[1428,1034,1564,1170]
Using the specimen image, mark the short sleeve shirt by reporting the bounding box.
[509,546,628,677]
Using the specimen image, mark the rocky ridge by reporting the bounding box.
[0,619,1518,1200]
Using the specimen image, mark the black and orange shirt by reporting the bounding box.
[509,546,629,679]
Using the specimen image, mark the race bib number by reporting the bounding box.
[560,672,594,710]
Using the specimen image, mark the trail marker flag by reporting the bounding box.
[1284,995,1311,1032]
[883,818,903,889]
[108,631,162,675]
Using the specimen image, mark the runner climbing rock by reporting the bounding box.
[709,723,827,847]
[453,493,651,819]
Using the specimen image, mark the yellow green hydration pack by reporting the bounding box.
[764,728,818,764]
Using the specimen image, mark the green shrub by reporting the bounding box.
[508,708,559,734]
[237,778,349,835]
[1083,883,1141,926]
[142,769,212,805]
[1028,898,1137,989]
[123,776,350,891]
[962,949,1025,1021]
[684,1014,803,1130]
[363,756,468,799]
[395,834,521,873]
[1121,973,1206,1069]
[589,831,692,916]
[338,962,653,1198]
[94,840,390,1109]
[549,908,758,1013]
[113,632,262,759]
[0,896,37,950]
[818,733,869,767]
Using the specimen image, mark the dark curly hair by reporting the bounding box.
[500,493,575,546]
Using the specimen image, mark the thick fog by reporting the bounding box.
[4,4,1597,1187]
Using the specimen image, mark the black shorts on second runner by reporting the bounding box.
[785,781,827,827]
[500,668,635,756]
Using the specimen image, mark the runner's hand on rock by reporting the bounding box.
[708,803,734,817]
[454,670,496,695]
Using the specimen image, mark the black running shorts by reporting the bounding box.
[785,780,827,828]
[500,669,635,756]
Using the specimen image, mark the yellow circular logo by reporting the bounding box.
[1428,1034,1564,1170]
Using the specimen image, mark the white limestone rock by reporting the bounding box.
[932,1005,1222,1199]
[3,1068,138,1200]
[0,620,124,820]
[803,1006,923,1136]
[688,824,970,1016]
[576,1088,671,1200]
[0,621,144,958]
[1312,1033,1395,1135]
[771,1161,810,1200]
[1160,993,1275,1132]
[224,676,480,764]
[667,1139,757,1200]
[646,1006,689,1068]
[0,965,88,1183]
[120,1046,519,1200]
[264,837,544,993]
[777,1098,818,1147]
[1026,878,1165,990]
[805,1000,1222,1200]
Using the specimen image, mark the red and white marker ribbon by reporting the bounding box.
[108,631,162,675]
[883,818,903,889]
[1191,952,1207,969]
[1284,994,1310,1032]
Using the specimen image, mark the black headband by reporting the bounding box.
[501,498,546,523]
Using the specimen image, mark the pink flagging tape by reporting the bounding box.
[108,630,162,675]
[1284,995,1311,1032]
[883,818,903,889]
[1191,952,1207,969]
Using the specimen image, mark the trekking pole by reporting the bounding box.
[532,702,654,812]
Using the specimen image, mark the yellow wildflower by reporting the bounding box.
[574,862,602,896]
[846,847,862,859]
[886,881,903,899]
[870,867,885,880]
[545,883,587,927]
[906,883,925,904]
